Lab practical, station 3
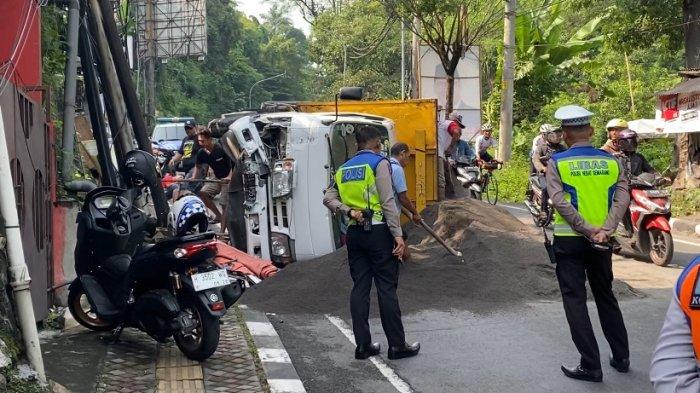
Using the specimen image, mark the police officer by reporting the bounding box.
[650,255,700,392]
[546,105,631,382]
[323,125,420,360]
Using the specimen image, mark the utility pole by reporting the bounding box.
[144,0,156,130]
[410,17,421,99]
[400,21,405,99]
[498,0,516,162]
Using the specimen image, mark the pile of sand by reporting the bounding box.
[243,198,639,316]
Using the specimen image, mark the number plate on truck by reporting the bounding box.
[191,269,230,292]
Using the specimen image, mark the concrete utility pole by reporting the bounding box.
[498,0,516,162]
[144,0,156,130]
[400,21,405,99]
[410,17,421,99]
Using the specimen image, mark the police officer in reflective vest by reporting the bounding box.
[546,105,631,382]
[323,125,420,360]
[650,255,700,392]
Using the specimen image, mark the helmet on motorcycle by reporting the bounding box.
[123,150,159,188]
[539,124,562,144]
[616,129,638,153]
[168,195,208,237]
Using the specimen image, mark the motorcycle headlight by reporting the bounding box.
[272,159,295,199]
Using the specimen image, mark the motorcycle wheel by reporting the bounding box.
[648,229,674,267]
[174,295,220,361]
[67,282,119,332]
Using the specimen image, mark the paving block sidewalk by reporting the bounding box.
[46,307,270,393]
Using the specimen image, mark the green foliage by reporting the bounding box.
[495,155,530,203]
[40,4,67,120]
[672,188,700,218]
[309,0,402,100]
[156,1,312,122]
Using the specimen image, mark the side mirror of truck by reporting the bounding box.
[338,87,364,101]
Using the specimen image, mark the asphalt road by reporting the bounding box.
[247,203,700,393]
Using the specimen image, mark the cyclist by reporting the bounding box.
[529,124,566,222]
[474,123,500,164]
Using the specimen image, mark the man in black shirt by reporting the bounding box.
[194,129,232,232]
[169,120,201,173]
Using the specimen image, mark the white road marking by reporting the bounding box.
[246,321,277,336]
[499,204,529,212]
[258,348,292,363]
[268,379,306,393]
[325,314,414,393]
[674,237,700,248]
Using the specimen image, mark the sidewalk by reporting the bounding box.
[670,215,700,237]
[42,307,291,393]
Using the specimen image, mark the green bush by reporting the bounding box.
[496,155,531,203]
[672,188,700,218]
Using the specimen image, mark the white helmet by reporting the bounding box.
[168,195,208,237]
[539,123,560,134]
[481,123,493,131]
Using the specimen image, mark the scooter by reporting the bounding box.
[524,173,553,227]
[615,172,674,266]
[68,152,244,360]
[454,161,482,198]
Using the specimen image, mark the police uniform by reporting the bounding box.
[546,105,631,378]
[323,150,407,351]
[650,256,700,392]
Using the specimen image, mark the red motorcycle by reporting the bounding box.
[616,172,674,266]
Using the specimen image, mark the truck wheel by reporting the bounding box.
[648,229,673,267]
[174,295,220,361]
[67,281,118,332]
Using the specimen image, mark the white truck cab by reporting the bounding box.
[220,111,395,265]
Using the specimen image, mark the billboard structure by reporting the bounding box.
[135,0,207,61]
[419,45,481,139]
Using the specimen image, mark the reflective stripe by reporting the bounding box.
[677,259,700,360]
[553,224,580,236]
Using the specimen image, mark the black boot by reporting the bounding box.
[561,364,602,382]
[609,354,630,373]
[388,342,420,360]
[355,343,380,360]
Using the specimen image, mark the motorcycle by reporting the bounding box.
[615,172,674,266]
[67,153,244,360]
[524,174,553,227]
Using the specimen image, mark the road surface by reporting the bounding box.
[244,202,700,393]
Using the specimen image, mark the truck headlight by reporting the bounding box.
[270,232,293,261]
[272,159,295,198]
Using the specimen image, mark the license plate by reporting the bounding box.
[647,190,670,198]
[191,269,230,292]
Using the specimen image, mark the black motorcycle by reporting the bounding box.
[525,174,553,227]
[67,152,243,360]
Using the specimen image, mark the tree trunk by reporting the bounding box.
[684,0,700,68]
[445,73,455,118]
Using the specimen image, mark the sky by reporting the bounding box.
[235,0,311,35]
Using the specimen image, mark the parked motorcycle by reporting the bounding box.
[616,172,674,266]
[67,151,244,360]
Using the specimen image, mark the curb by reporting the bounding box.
[240,305,306,393]
[670,217,700,237]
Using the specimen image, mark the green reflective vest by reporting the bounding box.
[335,151,386,223]
[551,146,620,237]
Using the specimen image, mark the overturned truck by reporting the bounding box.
[217,111,395,265]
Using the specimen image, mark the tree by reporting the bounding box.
[380,0,502,115]
[684,0,700,67]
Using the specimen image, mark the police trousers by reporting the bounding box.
[554,236,629,369]
[346,224,406,348]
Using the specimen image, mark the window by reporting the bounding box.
[17,92,34,139]
[33,170,44,250]
[10,159,24,224]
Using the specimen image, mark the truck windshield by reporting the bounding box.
[330,122,389,170]
[152,124,186,141]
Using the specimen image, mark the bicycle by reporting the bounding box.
[472,160,502,205]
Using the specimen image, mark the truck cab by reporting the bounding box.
[220,112,394,265]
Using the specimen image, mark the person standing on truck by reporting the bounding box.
[437,112,464,200]
[193,129,232,233]
[547,105,630,383]
[323,125,420,361]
